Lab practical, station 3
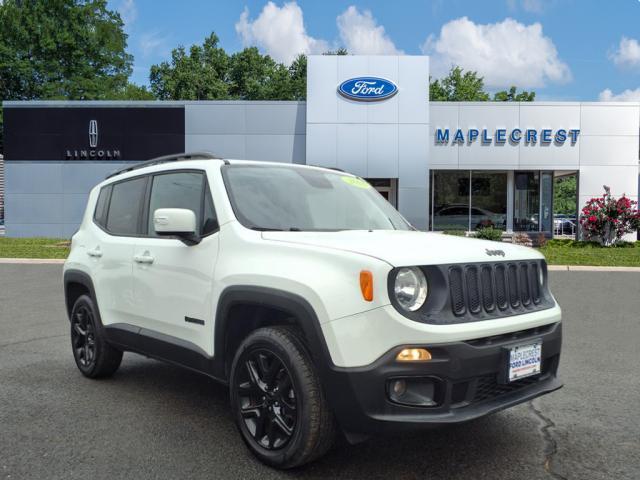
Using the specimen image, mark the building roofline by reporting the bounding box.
[2,100,306,108]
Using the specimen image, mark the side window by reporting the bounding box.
[105,177,147,235]
[93,185,111,228]
[147,172,205,236]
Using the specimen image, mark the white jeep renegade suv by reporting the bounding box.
[63,152,562,468]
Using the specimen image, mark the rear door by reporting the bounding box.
[89,175,148,327]
[132,170,219,354]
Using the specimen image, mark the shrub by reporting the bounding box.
[580,186,640,246]
[513,233,533,247]
[536,232,547,247]
[475,226,503,242]
[443,230,467,237]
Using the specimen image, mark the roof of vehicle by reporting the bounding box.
[104,152,352,181]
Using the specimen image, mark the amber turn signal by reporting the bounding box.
[396,348,432,362]
[359,270,373,302]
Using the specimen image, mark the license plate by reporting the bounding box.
[508,342,541,382]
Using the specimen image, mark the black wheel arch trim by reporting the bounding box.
[63,269,102,324]
[213,285,337,378]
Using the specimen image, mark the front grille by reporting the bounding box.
[448,261,546,318]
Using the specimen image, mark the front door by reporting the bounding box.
[132,170,219,355]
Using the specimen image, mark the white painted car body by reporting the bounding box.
[64,159,561,369]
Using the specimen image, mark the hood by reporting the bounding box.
[261,230,543,267]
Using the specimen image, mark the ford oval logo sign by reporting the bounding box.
[337,77,398,102]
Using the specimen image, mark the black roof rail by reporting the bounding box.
[309,165,346,172]
[105,151,227,179]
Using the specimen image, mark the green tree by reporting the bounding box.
[429,67,535,102]
[150,33,309,101]
[150,33,230,100]
[493,86,535,102]
[0,0,139,153]
[288,54,307,100]
[323,48,348,56]
[554,175,577,215]
[429,67,490,101]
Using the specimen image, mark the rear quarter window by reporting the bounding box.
[93,185,112,228]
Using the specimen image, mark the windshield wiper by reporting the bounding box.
[250,226,302,232]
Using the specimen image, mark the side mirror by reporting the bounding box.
[153,208,200,245]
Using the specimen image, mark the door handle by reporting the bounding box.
[87,247,102,258]
[133,253,154,265]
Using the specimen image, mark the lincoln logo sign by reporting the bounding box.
[89,119,98,148]
[435,127,580,146]
[65,120,121,160]
[338,77,398,101]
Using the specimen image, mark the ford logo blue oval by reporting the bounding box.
[337,77,398,102]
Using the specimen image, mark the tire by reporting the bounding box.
[70,294,123,378]
[229,326,335,469]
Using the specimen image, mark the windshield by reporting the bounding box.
[222,165,412,231]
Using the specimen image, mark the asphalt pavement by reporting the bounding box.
[0,265,638,479]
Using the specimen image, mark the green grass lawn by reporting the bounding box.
[0,238,70,259]
[538,239,640,267]
[1,236,640,266]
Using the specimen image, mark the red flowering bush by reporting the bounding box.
[580,186,640,246]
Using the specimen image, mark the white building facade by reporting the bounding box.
[2,55,638,238]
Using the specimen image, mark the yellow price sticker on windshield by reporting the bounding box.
[341,176,370,189]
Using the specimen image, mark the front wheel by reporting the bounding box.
[229,326,335,469]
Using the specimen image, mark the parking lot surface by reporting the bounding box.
[1,265,639,479]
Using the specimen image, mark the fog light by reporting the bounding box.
[391,379,407,396]
[387,377,440,407]
[396,348,431,362]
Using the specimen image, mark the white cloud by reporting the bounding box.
[609,37,640,69]
[422,17,571,88]
[506,0,545,13]
[599,87,640,102]
[336,6,402,55]
[118,0,137,27]
[522,0,544,13]
[139,32,165,57]
[235,2,328,64]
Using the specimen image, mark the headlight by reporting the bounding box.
[394,267,428,312]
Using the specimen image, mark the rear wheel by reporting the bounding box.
[230,326,335,469]
[70,294,122,378]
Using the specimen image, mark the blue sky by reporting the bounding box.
[111,0,640,101]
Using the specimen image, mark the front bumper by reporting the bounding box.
[322,321,562,437]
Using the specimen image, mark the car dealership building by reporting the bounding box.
[2,55,639,238]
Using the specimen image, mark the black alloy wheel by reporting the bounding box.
[69,294,123,378]
[71,304,97,369]
[230,326,335,468]
[235,349,298,450]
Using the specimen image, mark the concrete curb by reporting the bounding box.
[547,265,640,272]
[0,258,66,264]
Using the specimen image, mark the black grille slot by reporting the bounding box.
[520,263,531,306]
[495,265,508,310]
[530,263,541,304]
[481,265,495,312]
[449,267,466,316]
[446,260,549,320]
[466,267,481,314]
[507,264,520,308]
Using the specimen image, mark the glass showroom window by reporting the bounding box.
[431,171,470,231]
[470,171,507,231]
[514,172,540,232]
[431,170,507,232]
